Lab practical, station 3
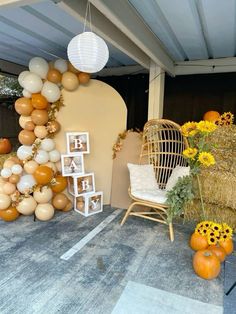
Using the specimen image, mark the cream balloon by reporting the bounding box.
[54,59,68,73]
[0,193,11,210]
[17,145,32,160]
[19,115,32,129]
[24,160,38,174]
[34,150,49,164]
[49,149,60,162]
[18,70,30,88]
[0,181,5,194]
[33,186,53,203]
[55,161,62,172]
[3,182,16,195]
[17,174,36,194]
[41,81,61,103]
[40,138,55,152]
[35,203,54,221]
[23,73,43,93]
[11,164,23,175]
[3,160,15,169]
[22,89,32,98]
[34,126,48,139]
[43,162,57,173]
[1,168,12,178]
[29,57,49,79]
[16,196,37,215]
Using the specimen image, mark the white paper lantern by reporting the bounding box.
[67,31,109,73]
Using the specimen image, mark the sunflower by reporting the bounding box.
[219,232,228,242]
[202,221,212,228]
[183,148,198,160]
[211,222,222,232]
[197,120,217,133]
[207,234,217,245]
[198,152,215,167]
[181,122,198,137]
[221,112,234,125]
[222,223,233,238]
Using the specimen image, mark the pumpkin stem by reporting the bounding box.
[203,251,212,257]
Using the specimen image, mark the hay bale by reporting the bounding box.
[184,200,236,232]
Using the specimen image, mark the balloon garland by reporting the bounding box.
[0,57,91,222]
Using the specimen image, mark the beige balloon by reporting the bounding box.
[33,186,53,203]
[55,161,62,172]
[3,182,16,195]
[43,162,57,173]
[35,203,54,221]
[16,196,37,215]
[0,181,5,194]
[19,115,32,129]
[24,160,39,174]
[0,193,11,210]
[61,71,79,91]
[3,160,15,169]
[34,126,48,139]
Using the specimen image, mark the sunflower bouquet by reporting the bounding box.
[181,120,217,219]
[195,220,233,245]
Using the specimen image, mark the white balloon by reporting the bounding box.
[41,138,55,152]
[34,150,49,164]
[49,149,61,162]
[33,186,53,203]
[54,59,68,73]
[11,164,23,175]
[1,168,12,178]
[29,57,49,79]
[41,81,61,103]
[23,73,43,93]
[18,70,30,88]
[22,89,32,98]
[17,174,36,194]
[17,145,32,161]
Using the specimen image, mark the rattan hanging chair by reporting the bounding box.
[120,119,189,241]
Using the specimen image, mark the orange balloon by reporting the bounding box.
[32,93,48,110]
[47,69,62,84]
[31,109,49,126]
[52,193,68,210]
[24,121,35,131]
[78,72,90,84]
[15,98,34,116]
[203,111,221,122]
[68,62,80,74]
[62,200,73,212]
[51,175,67,193]
[18,130,36,145]
[0,206,20,222]
[34,165,54,185]
[9,174,20,184]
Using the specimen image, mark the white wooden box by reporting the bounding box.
[74,192,103,217]
[67,173,95,196]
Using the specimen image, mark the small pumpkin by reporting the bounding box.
[189,232,208,251]
[203,111,220,122]
[219,239,234,255]
[208,244,226,262]
[0,138,12,154]
[193,249,221,280]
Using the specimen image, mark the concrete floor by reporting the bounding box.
[0,206,232,313]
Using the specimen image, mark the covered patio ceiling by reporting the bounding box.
[0,0,236,76]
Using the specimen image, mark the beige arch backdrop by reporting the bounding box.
[55,79,127,204]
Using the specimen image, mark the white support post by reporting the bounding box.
[148,61,165,120]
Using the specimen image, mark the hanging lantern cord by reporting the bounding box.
[83,1,93,32]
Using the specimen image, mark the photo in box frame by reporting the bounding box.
[66,132,90,154]
[61,153,84,177]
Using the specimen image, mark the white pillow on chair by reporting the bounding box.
[165,165,190,191]
[127,163,159,193]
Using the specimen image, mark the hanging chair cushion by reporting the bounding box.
[127,163,159,193]
[165,165,190,191]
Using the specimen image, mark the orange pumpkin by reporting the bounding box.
[189,232,208,251]
[208,244,226,262]
[203,111,220,122]
[0,138,12,154]
[219,239,234,255]
[193,249,221,280]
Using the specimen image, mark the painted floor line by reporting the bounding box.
[60,209,122,260]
